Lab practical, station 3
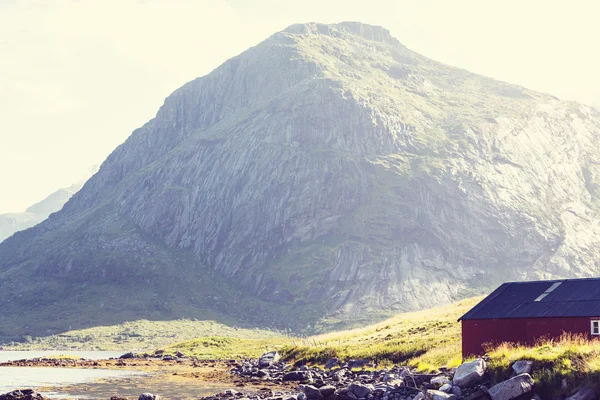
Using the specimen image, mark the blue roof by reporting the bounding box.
[459,277,600,320]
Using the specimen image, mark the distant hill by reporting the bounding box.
[0,166,98,243]
[2,22,600,338]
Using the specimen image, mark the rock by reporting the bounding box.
[283,371,312,382]
[413,390,457,400]
[259,351,281,369]
[511,360,532,375]
[453,359,486,388]
[431,376,450,387]
[348,360,369,369]
[488,373,534,400]
[302,385,324,400]
[348,383,373,398]
[325,358,340,370]
[297,394,306,400]
[176,351,185,358]
[138,395,161,400]
[0,390,47,400]
[319,386,336,398]
[439,384,453,393]
[464,389,490,400]
[450,387,462,397]
[119,352,135,359]
[566,385,597,400]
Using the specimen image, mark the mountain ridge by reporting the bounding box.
[2,21,600,338]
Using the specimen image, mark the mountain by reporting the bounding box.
[2,22,600,338]
[0,167,98,243]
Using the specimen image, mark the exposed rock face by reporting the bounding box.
[2,22,600,335]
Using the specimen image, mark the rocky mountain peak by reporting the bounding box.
[1,22,600,337]
[282,21,402,48]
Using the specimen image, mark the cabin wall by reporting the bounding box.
[462,317,600,357]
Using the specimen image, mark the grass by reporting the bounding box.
[3,319,285,351]
[279,297,481,370]
[151,297,481,364]
[486,335,600,398]
[160,336,294,359]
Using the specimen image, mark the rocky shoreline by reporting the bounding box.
[0,352,594,400]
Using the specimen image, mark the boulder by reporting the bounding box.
[325,358,340,370]
[0,390,46,400]
[301,385,323,400]
[119,352,135,359]
[453,359,486,388]
[176,351,185,358]
[511,360,533,375]
[566,385,598,400]
[488,374,534,400]
[413,390,457,400]
[283,371,312,382]
[259,351,281,368]
[450,386,462,397]
[348,383,373,398]
[319,386,336,398]
[138,394,161,400]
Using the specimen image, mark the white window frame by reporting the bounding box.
[591,320,600,335]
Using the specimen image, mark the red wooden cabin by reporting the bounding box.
[459,278,600,357]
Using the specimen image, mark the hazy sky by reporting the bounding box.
[1,0,599,213]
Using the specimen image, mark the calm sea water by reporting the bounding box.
[0,351,228,399]
[0,351,126,363]
[0,351,142,398]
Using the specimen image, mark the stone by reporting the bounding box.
[283,371,312,382]
[488,374,534,400]
[464,389,489,400]
[176,351,185,358]
[430,376,450,387]
[511,360,532,375]
[119,352,135,359]
[566,385,597,400]
[439,384,453,393]
[413,390,457,400]
[297,394,306,400]
[0,390,47,400]
[259,351,281,368]
[348,383,373,398]
[453,359,486,388]
[450,387,462,397]
[138,394,161,400]
[325,358,340,369]
[302,385,324,400]
[319,386,336,398]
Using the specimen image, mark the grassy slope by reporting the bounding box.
[161,297,482,368]
[3,319,285,351]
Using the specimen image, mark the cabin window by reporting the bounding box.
[591,320,600,335]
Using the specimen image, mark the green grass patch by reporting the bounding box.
[486,335,600,399]
[160,336,293,359]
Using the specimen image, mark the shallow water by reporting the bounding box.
[0,367,144,396]
[0,351,230,399]
[0,351,125,363]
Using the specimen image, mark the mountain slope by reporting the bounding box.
[2,22,600,338]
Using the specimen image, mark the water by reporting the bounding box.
[0,351,125,363]
[0,351,229,399]
[0,351,142,398]
[0,367,143,396]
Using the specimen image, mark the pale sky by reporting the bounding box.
[1,0,599,213]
